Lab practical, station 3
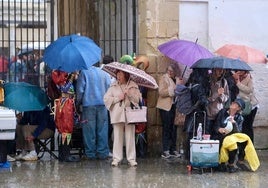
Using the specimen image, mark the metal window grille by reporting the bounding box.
[0,0,137,87]
[97,0,137,61]
[0,0,49,86]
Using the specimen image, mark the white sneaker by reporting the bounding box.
[128,160,138,167]
[15,153,25,160]
[21,151,38,161]
[111,160,119,167]
[161,151,171,159]
[7,155,16,162]
[170,151,181,158]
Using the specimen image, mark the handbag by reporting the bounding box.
[242,101,252,116]
[174,109,186,126]
[125,102,147,124]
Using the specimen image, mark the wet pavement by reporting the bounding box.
[1,150,268,188]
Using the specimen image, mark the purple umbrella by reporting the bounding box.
[158,39,214,76]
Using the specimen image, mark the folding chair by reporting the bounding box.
[34,134,58,159]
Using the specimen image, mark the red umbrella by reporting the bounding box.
[215,44,267,64]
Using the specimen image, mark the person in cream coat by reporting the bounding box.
[104,70,142,167]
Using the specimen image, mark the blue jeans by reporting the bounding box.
[82,105,109,159]
[159,104,177,152]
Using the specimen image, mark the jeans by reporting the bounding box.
[159,104,177,152]
[82,105,109,159]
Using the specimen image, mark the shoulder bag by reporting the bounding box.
[125,101,147,124]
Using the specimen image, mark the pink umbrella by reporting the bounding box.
[158,39,214,76]
[215,44,267,64]
[102,62,158,89]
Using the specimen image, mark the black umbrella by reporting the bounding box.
[191,56,253,71]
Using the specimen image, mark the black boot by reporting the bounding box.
[58,143,67,162]
[0,141,7,163]
[59,142,80,162]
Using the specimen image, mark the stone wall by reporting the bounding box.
[138,0,181,156]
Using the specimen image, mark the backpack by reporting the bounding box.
[175,84,199,115]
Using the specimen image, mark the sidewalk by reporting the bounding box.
[0,150,268,188]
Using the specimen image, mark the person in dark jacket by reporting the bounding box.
[183,68,210,161]
[223,70,239,109]
[15,106,55,161]
[214,98,250,173]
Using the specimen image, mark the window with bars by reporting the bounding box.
[0,0,137,86]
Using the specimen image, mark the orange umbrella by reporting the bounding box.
[215,44,267,64]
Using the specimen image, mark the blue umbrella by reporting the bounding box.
[3,82,48,111]
[43,34,102,73]
[191,56,253,71]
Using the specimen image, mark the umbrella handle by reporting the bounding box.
[126,78,131,87]
[182,66,187,78]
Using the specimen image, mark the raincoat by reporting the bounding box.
[220,133,260,171]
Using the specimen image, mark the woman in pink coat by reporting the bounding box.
[104,70,142,167]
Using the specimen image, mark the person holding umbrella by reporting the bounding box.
[207,68,230,137]
[102,61,158,165]
[182,68,210,161]
[104,70,142,167]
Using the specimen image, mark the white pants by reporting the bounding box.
[112,123,136,163]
